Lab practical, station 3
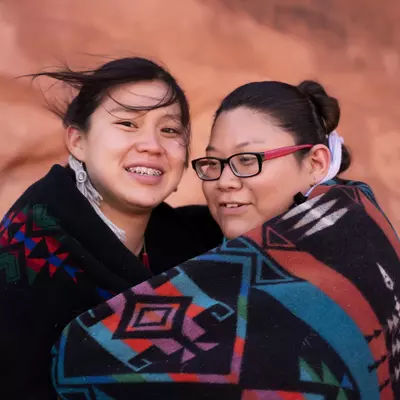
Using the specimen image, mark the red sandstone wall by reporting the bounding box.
[0,0,399,230]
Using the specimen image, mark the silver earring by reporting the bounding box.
[76,163,87,184]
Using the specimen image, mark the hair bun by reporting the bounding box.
[298,80,351,174]
[297,80,340,134]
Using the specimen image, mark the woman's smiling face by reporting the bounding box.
[69,80,187,213]
[202,107,317,239]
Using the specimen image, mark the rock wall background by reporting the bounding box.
[0,0,399,230]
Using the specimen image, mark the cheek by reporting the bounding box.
[86,130,126,160]
[249,163,303,216]
[164,140,187,163]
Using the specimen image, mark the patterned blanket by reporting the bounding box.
[52,181,400,399]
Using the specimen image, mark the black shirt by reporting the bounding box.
[0,165,222,399]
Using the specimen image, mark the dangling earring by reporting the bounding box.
[68,154,126,242]
[76,162,87,184]
[69,155,88,186]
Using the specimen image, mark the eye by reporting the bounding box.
[208,160,219,169]
[239,155,257,165]
[116,120,138,128]
[198,159,218,169]
[161,127,181,135]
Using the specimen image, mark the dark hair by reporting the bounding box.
[214,80,351,173]
[28,57,191,155]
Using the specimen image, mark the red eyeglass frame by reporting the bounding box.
[192,144,313,181]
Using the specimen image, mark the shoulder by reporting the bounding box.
[1,164,71,219]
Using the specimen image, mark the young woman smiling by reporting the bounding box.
[0,57,221,399]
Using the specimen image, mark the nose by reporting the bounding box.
[216,164,242,191]
[135,130,164,156]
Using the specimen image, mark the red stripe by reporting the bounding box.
[268,249,392,398]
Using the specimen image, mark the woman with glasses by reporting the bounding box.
[192,80,350,240]
[52,80,400,399]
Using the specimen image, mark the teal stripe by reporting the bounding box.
[78,318,141,366]
[257,281,379,399]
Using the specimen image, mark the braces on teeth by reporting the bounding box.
[127,167,162,176]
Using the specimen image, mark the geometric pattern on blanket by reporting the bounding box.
[0,204,81,285]
[0,204,114,300]
[52,184,400,399]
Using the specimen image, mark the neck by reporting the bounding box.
[100,202,152,255]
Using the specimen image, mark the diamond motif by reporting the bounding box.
[115,293,191,339]
[132,305,174,330]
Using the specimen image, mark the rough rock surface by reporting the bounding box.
[0,0,399,230]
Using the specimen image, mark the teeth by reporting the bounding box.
[127,166,162,176]
[225,204,240,208]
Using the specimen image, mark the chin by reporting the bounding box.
[123,196,163,211]
[223,227,247,241]
[223,219,262,241]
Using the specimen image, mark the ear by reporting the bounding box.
[305,144,331,183]
[65,126,86,162]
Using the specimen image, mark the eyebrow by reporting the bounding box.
[160,112,182,121]
[205,140,264,152]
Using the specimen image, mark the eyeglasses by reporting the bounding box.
[191,144,313,181]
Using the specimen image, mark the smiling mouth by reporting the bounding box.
[221,203,247,208]
[126,166,163,176]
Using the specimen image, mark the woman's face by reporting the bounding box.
[202,107,316,240]
[69,80,187,213]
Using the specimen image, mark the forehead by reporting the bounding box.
[209,107,293,152]
[101,80,181,115]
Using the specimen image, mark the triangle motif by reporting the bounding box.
[339,187,360,204]
[48,263,58,278]
[336,388,348,400]
[45,236,60,254]
[196,342,218,351]
[299,358,321,383]
[26,258,47,273]
[27,238,50,260]
[182,349,195,362]
[266,226,295,248]
[340,374,353,390]
[322,362,340,386]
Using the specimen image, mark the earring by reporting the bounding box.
[69,155,87,183]
[76,163,87,183]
